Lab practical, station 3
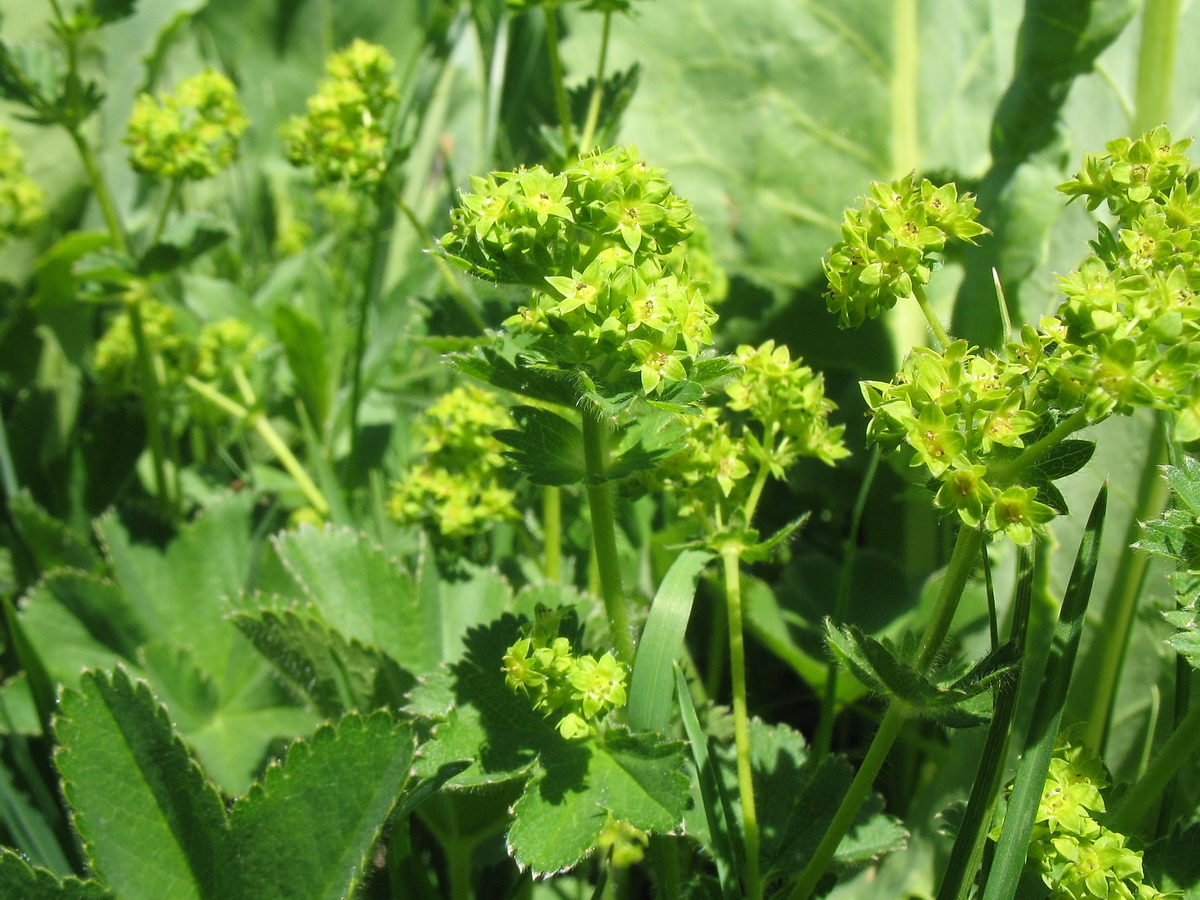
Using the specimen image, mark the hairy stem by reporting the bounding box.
[581,409,634,665]
[721,544,761,900]
[66,127,127,254]
[913,283,952,350]
[186,376,330,516]
[788,525,985,900]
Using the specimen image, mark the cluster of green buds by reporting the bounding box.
[440,145,717,396]
[388,385,518,538]
[502,609,629,740]
[283,40,399,186]
[125,69,247,181]
[996,738,1172,899]
[1051,126,1200,438]
[650,339,848,529]
[0,124,45,240]
[823,174,987,328]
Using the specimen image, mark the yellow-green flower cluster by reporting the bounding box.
[388,385,517,538]
[650,340,847,527]
[94,297,267,423]
[1050,127,1200,439]
[0,124,45,240]
[441,146,715,394]
[1002,739,1173,900]
[862,337,1059,544]
[125,69,247,181]
[823,175,987,328]
[283,40,399,186]
[502,616,629,740]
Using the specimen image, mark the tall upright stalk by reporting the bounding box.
[581,409,634,665]
[720,543,762,900]
[1132,0,1181,134]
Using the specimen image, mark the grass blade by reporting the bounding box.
[980,484,1107,900]
[674,664,741,900]
[628,549,712,732]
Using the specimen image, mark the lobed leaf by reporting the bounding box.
[506,729,690,876]
[54,669,228,900]
[0,849,113,900]
[228,711,416,900]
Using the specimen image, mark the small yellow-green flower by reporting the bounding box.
[0,125,45,240]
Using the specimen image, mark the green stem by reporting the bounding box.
[1081,416,1168,752]
[128,298,172,514]
[989,408,1090,485]
[65,126,127,254]
[788,525,985,900]
[185,376,330,516]
[543,485,562,582]
[721,544,761,900]
[444,840,473,900]
[149,178,182,248]
[543,3,576,155]
[1132,0,1182,134]
[787,705,909,900]
[913,283,952,350]
[1110,702,1200,835]
[814,445,882,761]
[578,10,612,153]
[581,409,634,665]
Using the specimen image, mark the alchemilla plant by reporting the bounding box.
[1,3,1200,900]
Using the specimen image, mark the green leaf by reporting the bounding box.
[7,493,101,573]
[981,485,1107,900]
[408,615,552,787]
[674,666,740,900]
[952,0,1138,343]
[0,849,113,900]
[231,605,414,716]
[1163,604,1200,669]
[33,232,111,308]
[628,550,712,732]
[496,406,586,486]
[227,711,415,900]
[95,494,259,690]
[54,669,228,900]
[273,304,332,431]
[691,718,906,880]
[1034,439,1096,482]
[448,338,580,407]
[506,728,690,876]
[1145,822,1200,898]
[89,0,137,24]
[606,410,690,482]
[137,214,232,276]
[825,623,1019,727]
